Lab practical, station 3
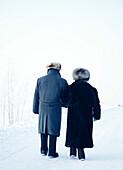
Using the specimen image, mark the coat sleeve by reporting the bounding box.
[92,88,101,120]
[61,85,71,107]
[60,80,69,107]
[33,80,39,114]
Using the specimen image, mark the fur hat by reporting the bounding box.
[72,68,90,81]
[46,62,61,71]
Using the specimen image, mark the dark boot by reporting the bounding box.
[40,134,48,155]
[70,147,76,157]
[48,135,59,158]
[78,148,85,160]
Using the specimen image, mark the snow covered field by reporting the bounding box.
[0,107,123,170]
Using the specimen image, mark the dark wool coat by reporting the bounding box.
[62,80,101,148]
[33,69,68,136]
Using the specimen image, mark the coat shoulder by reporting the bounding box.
[86,83,98,93]
[37,75,51,84]
[61,77,68,83]
[37,75,46,82]
[59,77,68,87]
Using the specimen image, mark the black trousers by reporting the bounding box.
[70,147,85,159]
[41,134,57,154]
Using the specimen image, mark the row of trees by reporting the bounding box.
[0,58,34,126]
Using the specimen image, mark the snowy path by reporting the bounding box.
[0,107,123,170]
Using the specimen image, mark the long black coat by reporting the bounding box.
[33,69,68,136]
[62,80,101,148]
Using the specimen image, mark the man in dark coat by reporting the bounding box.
[33,62,68,158]
[62,68,101,160]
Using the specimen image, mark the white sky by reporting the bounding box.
[0,0,123,106]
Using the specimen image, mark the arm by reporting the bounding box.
[33,80,39,114]
[92,88,101,120]
[61,85,71,108]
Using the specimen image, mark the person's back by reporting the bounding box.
[37,69,67,103]
[67,80,100,119]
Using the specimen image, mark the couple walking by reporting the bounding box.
[33,62,101,160]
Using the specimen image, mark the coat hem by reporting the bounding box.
[65,144,94,149]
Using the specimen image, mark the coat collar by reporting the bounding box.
[75,79,88,84]
[47,68,61,77]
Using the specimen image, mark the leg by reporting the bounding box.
[40,133,48,155]
[70,147,76,156]
[78,148,85,160]
[48,135,59,158]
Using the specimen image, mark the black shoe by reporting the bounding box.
[48,152,59,158]
[78,149,85,160]
[41,150,47,156]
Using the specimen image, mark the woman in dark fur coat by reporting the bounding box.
[62,68,101,160]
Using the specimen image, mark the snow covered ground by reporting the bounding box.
[0,107,123,170]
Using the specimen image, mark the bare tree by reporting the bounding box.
[7,58,14,125]
[0,57,34,126]
[2,94,6,126]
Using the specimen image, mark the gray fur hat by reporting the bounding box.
[72,68,90,81]
[46,62,61,71]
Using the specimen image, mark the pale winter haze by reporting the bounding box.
[0,0,123,125]
[0,1,123,169]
